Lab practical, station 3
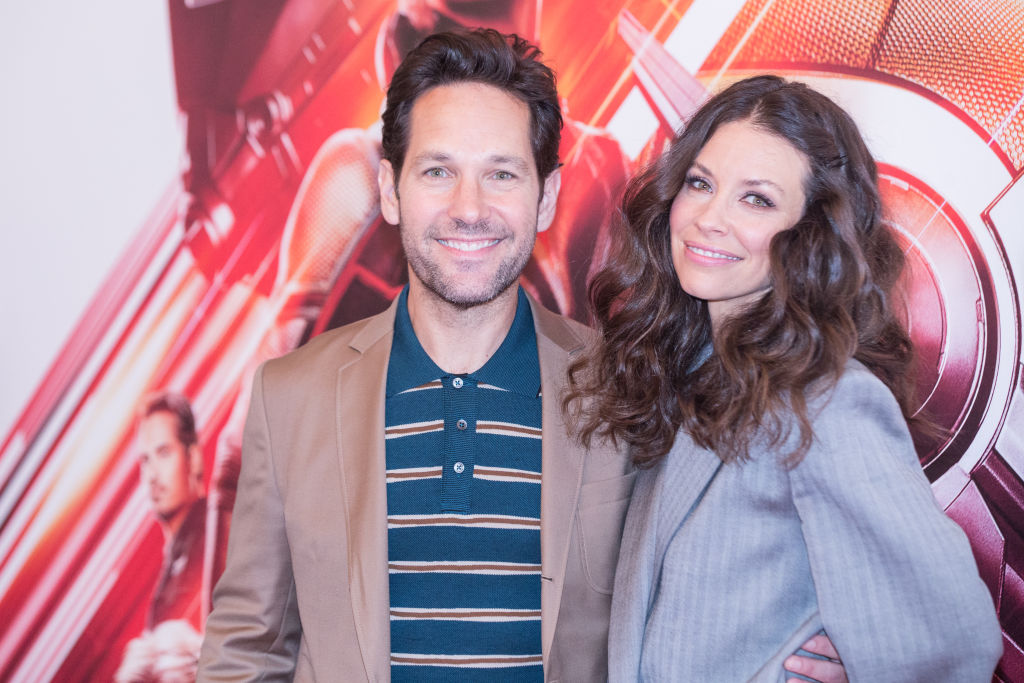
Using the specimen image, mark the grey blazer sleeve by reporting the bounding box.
[787,367,1002,681]
[198,363,302,681]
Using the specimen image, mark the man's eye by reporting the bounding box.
[494,171,514,180]
[425,168,446,177]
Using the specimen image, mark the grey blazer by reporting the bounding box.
[609,361,1002,682]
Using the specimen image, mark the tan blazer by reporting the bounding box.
[198,294,634,682]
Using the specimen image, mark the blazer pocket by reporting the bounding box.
[746,613,822,682]
[576,471,637,594]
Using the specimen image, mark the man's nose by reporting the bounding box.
[448,177,487,225]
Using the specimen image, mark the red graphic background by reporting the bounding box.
[1,1,1021,680]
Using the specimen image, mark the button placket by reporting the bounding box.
[441,375,476,512]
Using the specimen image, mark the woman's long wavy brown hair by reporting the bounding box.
[565,75,917,467]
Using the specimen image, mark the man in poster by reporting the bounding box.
[137,391,207,630]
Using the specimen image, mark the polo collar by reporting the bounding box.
[386,286,540,398]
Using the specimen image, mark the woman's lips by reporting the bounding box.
[686,242,741,263]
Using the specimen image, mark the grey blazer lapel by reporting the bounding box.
[608,462,660,681]
[650,434,723,602]
[529,296,588,663]
[336,300,397,681]
[610,434,722,683]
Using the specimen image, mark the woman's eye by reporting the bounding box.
[743,193,774,208]
[686,175,711,192]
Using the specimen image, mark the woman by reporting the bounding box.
[566,75,1002,681]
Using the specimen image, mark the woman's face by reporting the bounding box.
[669,118,809,327]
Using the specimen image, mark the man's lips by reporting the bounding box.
[437,238,501,252]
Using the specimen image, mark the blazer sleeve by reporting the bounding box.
[197,363,302,681]
[786,367,1002,682]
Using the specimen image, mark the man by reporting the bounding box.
[198,29,845,682]
[137,391,206,630]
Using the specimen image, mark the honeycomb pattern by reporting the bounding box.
[283,129,382,290]
[702,0,1024,171]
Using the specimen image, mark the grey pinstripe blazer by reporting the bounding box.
[609,361,1002,682]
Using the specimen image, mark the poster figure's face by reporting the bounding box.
[670,119,808,325]
[137,411,196,524]
[379,82,558,308]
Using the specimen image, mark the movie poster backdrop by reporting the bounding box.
[1,0,1022,680]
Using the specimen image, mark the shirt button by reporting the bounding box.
[453,461,465,474]
[456,419,468,430]
[452,377,464,389]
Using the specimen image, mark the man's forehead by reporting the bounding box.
[400,86,537,186]
[406,83,532,144]
[138,411,183,444]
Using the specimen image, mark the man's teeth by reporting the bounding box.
[439,239,500,252]
[689,245,740,261]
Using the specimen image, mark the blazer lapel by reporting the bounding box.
[608,446,722,680]
[336,301,398,681]
[332,294,591,674]
[529,296,588,663]
[649,434,723,605]
[608,464,660,680]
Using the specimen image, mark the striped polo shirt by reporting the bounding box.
[385,286,543,681]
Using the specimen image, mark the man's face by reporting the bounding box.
[138,411,197,522]
[378,82,560,308]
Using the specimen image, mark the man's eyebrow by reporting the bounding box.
[489,155,531,172]
[409,151,532,172]
[410,151,452,165]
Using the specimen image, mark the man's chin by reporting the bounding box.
[410,263,525,310]
[427,280,518,309]
[155,505,185,524]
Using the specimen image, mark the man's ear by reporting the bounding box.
[187,444,204,495]
[378,159,400,225]
[537,168,562,233]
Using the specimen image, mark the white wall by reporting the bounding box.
[0,1,181,437]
